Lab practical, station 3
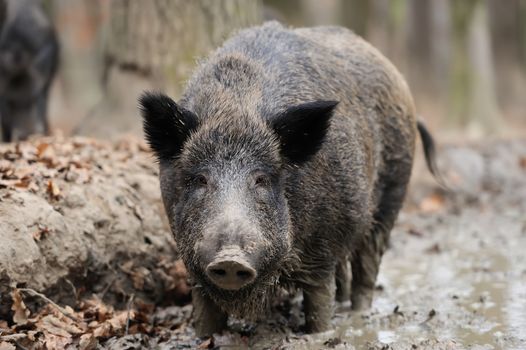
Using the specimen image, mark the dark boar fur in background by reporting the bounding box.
[140,22,439,336]
[0,1,6,33]
[0,0,59,142]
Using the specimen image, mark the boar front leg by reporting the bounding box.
[335,257,351,303]
[192,287,228,337]
[303,271,336,333]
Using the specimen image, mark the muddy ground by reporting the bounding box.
[1,138,525,349]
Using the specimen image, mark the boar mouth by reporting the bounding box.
[192,257,290,319]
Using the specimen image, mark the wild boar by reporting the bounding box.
[0,0,59,142]
[140,22,439,336]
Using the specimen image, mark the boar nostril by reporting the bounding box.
[210,268,226,276]
[236,270,252,279]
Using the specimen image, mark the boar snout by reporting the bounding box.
[206,247,257,290]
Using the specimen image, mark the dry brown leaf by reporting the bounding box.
[11,290,30,326]
[92,323,111,338]
[79,333,98,350]
[419,193,445,213]
[13,177,31,189]
[108,311,132,331]
[0,320,8,329]
[15,143,37,160]
[36,142,50,157]
[169,260,191,297]
[81,297,112,323]
[0,335,26,342]
[36,315,76,338]
[0,179,19,188]
[132,267,150,290]
[0,159,11,172]
[0,342,16,350]
[26,330,39,341]
[47,180,61,199]
[198,337,213,349]
[42,332,73,350]
[13,166,33,180]
[33,225,51,241]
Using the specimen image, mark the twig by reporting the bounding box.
[125,293,135,335]
[18,288,81,323]
[65,279,78,301]
[15,341,30,350]
[0,334,27,341]
[99,276,117,299]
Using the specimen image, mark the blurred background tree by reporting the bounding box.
[46,0,525,139]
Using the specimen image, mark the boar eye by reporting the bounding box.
[254,174,270,187]
[191,174,208,187]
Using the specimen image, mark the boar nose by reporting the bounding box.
[206,257,257,290]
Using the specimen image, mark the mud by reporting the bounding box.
[0,137,188,318]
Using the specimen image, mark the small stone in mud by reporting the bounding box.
[408,228,424,237]
[323,337,342,348]
[428,309,436,319]
[425,243,441,254]
[393,305,404,316]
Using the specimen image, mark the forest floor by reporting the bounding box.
[1,138,525,350]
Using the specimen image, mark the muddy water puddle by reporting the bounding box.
[252,206,526,349]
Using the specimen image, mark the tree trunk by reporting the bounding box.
[340,0,370,37]
[450,0,500,135]
[519,0,526,67]
[467,0,500,134]
[76,0,262,138]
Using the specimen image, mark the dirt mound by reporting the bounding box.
[0,136,190,325]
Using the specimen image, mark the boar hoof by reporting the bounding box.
[351,288,373,311]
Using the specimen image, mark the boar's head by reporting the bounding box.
[140,92,337,316]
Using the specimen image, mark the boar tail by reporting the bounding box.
[417,120,448,189]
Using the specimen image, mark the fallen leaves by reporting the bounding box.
[11,290,30,326]
[0,136,149,201]
[47,180,61,200]
[0,342,16,350]
[419,193,446,213]
[78,333,97,350]
[33,225,51,241]
[36,314,82,338]
[1,289,181,349]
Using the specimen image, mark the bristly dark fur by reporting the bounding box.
[0,0,59,142]
[271,100,338,164]
[140,92,199,162]
[417,121,448,188]
[0,1,6,32]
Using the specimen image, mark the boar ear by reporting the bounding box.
[271,100,338,164]
[139,92,199,161]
